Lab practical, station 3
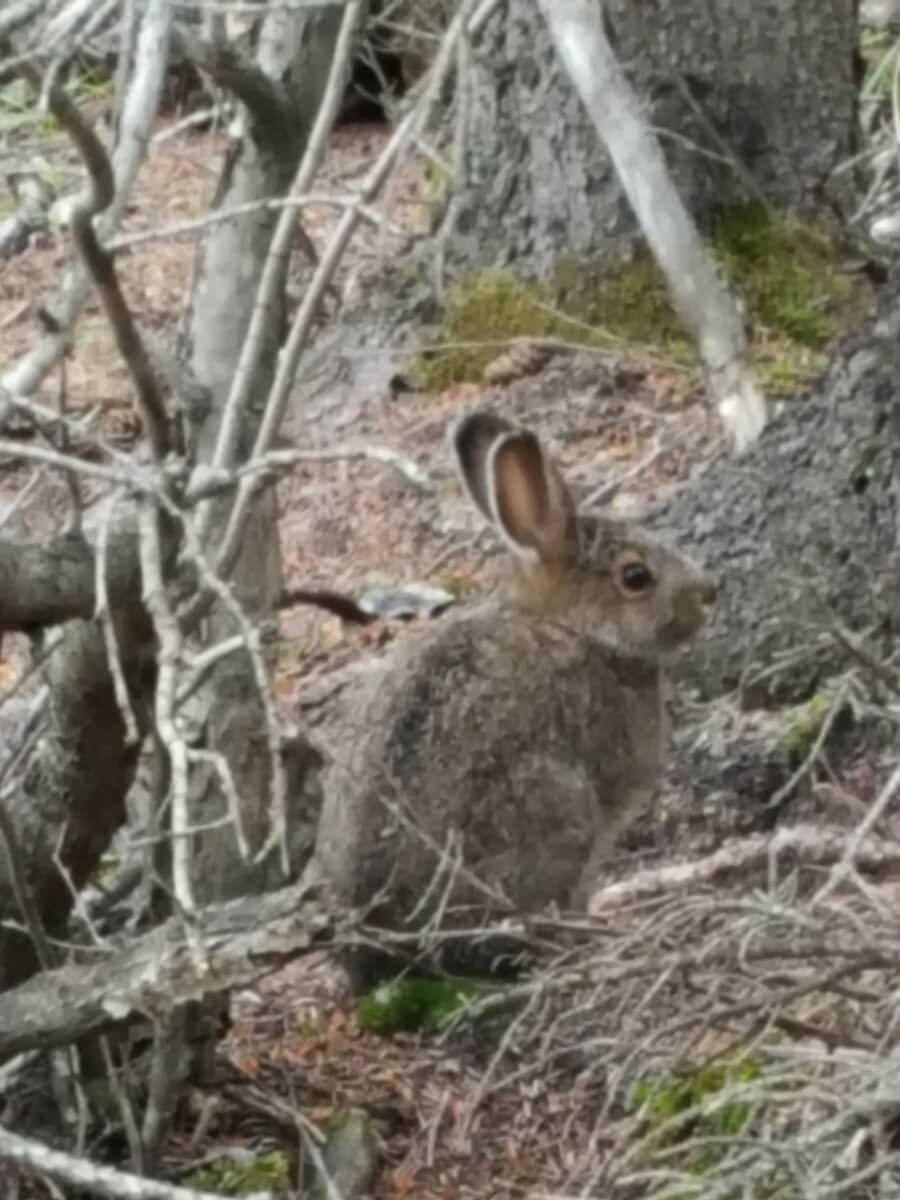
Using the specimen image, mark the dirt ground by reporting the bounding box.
[0,111,882,1199]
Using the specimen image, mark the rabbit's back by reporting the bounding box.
[315,603,664,931]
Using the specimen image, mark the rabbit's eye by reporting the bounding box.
[620,561,654,593]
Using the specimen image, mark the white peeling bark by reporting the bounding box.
[536,0,768,455]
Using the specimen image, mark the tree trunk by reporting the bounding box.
[181,6,350,908]
[651,270,900,709]
[0,528,156,991]
[445,0,859,278]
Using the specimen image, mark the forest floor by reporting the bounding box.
[0,110,887,1198]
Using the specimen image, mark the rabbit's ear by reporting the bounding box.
[452,410,518,523]
[487,430,578,562]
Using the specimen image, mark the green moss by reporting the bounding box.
[0,78,32,119]
[413,201,863,393]
[277,637,308,670]
[69,65,114,106]
[758,347,828,393]
[711,201,852,349]
[713,200,866,392]
[384,257,427,291]
[627,1057,765,1192]
[629,1058,760,1134]
[414,270,556,389]
[89,852,119,884]
[356,974,490,1034]
[83,1078,132,1122]
[776,687,838,761]
[553,250,687,347]
[186,1150,289,1195]
[423,158,449,209]
[413,260,692,390]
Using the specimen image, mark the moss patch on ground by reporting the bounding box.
[712,203,847,346]
[628,1057,761,1136]
[356,974,495,1035]
[776,685,843,762]
[414,201,868,395]
[627,1056,771,1193]
[413,262,687,391]
[186,1149,290,1195]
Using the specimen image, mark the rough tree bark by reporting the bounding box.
[175,6,351,907]
[652,269,900,708]
[0,527,157,991]
[444,0,859,277]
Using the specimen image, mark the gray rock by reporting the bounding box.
[308,1108,379,1200]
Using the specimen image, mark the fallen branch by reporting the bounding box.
[588,823,900,913]
[0,0,43,43]
[0,876,339,1060]
[0,1121,268,1200]
[0,527,143,634]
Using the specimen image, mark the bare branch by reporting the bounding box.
[817,759,900,904]
[0,0,43,43]
[26,64,171,460]
[201,0,365,492]
[108,191,395,252]
[0,785,56,976]
[0,433,143,488]
[0,1121,269,1200]
[137,499,202,957]
[95,493,142,746]
[588,823,900,912]
[1,0,173,414]
[170,25,293,141]
[537,0,768,454]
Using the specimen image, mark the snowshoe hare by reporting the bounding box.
[314,409,715,986]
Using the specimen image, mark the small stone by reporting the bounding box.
[309,1108,378,1200]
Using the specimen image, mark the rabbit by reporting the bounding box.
[312,408,716,987]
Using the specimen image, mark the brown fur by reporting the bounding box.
[313,410,715,986]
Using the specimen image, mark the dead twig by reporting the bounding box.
[95,492,142,746]
[588,822,900,912]
[0,1120,267,1200]
[28,62,171,461]
[1,0,173,414]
